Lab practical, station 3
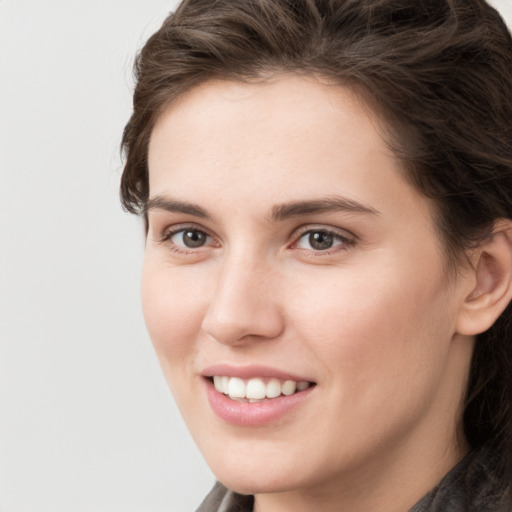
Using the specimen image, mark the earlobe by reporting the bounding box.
[456,219,512,336]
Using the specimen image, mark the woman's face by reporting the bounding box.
[143,76,473,498]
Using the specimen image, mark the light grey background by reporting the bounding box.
[1,1,511,511]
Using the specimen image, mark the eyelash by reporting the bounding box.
[291,227,356,255]
[159,224,215,254]
[158,224,356,256]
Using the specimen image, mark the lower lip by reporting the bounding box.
[204,379,315,426]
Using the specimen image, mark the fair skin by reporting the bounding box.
[142,75,509,512]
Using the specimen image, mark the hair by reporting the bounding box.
[121,0,512,493]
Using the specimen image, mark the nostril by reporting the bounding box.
[201,282,285,344]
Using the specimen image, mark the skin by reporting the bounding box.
[142,75,477,512]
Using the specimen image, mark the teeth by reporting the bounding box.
[214,375,231,394]
[246,378,266,400]
[297,381,309,391]
[228,377,246,399]
[281,380,297,396]
[212,376,311,400]
[266,378,281,398]
[213,376,223,392]
[221,376,229,394]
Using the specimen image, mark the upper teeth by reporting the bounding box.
[213,376,310,401]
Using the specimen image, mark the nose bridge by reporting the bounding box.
[201,246,284,344]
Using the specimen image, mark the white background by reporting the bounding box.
[1,1,511,511]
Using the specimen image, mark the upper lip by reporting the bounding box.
[201,363,315,382]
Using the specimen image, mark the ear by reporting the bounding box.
[456,219,512,336]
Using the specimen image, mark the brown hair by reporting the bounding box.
[121,0,512,487]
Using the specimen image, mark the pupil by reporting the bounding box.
[183,230,206,248]
[309,231,333,250]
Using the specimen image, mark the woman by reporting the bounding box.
[121,0,512,510]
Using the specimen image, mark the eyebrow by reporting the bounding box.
[145,194,379,221]
[270,196,380,221]
[145,196,211,219]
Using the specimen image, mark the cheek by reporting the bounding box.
[289,264,454,395]
[140,257,208,367]
[284,269,457,459]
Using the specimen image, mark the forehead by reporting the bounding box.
[149,76,379,154]
[147,75,430,227]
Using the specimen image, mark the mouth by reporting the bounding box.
[208,375,315,402]
[202,364,317,425]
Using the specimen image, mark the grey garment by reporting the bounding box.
[196,447,511,512]
[410,447,511,512]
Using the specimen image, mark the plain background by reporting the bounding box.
[1,1,511,511]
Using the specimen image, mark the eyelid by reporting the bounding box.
[159,223,219,249]
[291,224,356,241]
[289,224,357,252]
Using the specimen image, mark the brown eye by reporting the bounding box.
[295,229,352,252]
[308,231,334,250]
[171,229,209,248]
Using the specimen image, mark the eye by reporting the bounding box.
[294,229,353,252]
[167,228,212,249]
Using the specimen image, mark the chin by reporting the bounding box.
[215,469,301,496]
[200,441,321,496]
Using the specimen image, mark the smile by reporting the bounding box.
[212,376,312,402]
[204,372,316,426]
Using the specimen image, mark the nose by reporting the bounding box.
[201,254,285,346]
